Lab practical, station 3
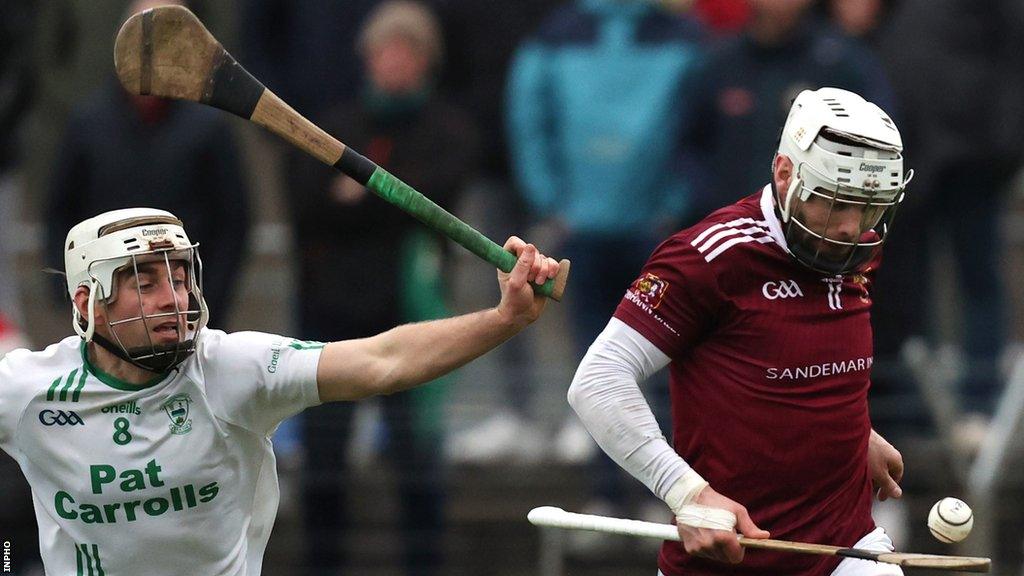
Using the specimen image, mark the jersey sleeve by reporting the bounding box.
[199,330,323,436]
[613,235,724,358]
[0,353,33,457]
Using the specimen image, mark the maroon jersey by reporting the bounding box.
[614,187,878,576]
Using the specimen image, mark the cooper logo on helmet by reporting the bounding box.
[859,163,885,173]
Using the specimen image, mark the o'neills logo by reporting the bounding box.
[859,162,885,173]
[102,400,141,415]
[767,356,873,380]
[142,228,168,236]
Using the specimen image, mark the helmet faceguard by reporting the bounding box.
[775,88,913,276]
[65,208,209,373]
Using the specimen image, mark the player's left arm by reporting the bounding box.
[868,428,904,501]
[316,238,557,402]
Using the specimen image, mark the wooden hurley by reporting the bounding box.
[527,506,991,572]
[113,5,569,300]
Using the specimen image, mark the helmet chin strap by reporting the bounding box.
[89,332,192,374]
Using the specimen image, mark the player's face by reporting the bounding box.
[97,260,191,350]
[774,154,888,265]
[791,191,886,263]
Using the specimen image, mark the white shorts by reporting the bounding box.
[655,527,904,576]
[830,527,904,576]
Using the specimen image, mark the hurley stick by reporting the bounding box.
[113,5,569,300]
[527,506,991,572]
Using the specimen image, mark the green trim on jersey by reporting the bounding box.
[46,376,62,401]
[80,341,169,391]
[46,367,88,402]
[76,543,105,575]
[288,339,325,350]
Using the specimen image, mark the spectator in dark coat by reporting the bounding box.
[688,0,896,214]
[287,3,479,575]
[873,0,1024,448]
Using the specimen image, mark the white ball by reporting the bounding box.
[928,497,974,543]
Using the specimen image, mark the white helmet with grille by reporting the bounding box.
[775,87,913,275]
[64,208,208,372]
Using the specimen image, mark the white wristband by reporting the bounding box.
[664,468,709,515]
[663,469,737,530]
[676,504,738,531]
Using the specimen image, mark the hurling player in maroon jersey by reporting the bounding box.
[568,87,913,576]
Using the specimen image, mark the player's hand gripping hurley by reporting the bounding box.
[528,507,991,572]
[113,5,569,300]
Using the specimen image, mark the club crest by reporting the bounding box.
[162,393,193,435]
[631,273,669,309]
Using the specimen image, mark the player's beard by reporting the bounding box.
[786,207,859,265]
[789,224,856,264]
[785,208,884,277]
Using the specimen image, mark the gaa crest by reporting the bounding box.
[631,273,669,309]
[162,393,193,435]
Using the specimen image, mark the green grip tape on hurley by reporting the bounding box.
[366,167,560,299]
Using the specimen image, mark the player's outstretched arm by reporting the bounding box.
[315,237,558,403]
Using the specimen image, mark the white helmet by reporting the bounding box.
[64,208,208,372]
[776,87,913,275]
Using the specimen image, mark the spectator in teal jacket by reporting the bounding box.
[508,0,704,239]
[506,0,707,536]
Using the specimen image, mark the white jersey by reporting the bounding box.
[0,329,323,576]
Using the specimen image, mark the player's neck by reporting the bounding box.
[87,342,161,386]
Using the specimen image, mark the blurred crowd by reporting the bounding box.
[1,0,1023,574]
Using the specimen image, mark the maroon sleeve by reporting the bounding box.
[613,235,724,358]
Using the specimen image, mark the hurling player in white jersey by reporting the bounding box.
[0,207,559,576]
